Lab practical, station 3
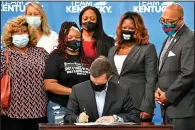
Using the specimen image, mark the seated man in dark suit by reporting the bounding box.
[64,56,140,123]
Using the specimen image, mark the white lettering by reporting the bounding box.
[1,2,9,5]
[142,2,147,6]
[71,6,77,13]
[66,6,71,13]
[10,2,17,4]
[153,2,160,6]
[147,2,153,6]
[138,1,141,6]
[78,6,85,12]
[106,6,111,13]
[96,6,105,13]
[74,2,80,6]
[86,2,92,6]
[81,1,92,6]
[133,6,139,12]
[161,6,166,12]
[66,6,87,13]
[1,5,8,11]
[1,2,28,12]
[133,2,168,13]
[139,6,144,13]
[66,2,112,13]
[8,4,14,12]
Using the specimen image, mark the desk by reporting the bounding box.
[39,123,173,130]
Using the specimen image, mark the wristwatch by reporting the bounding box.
[113,114,119,122]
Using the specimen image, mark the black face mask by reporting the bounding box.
[121,30,136,43]
[90,80,107,92]
[83,21,97,32]
[67,40,81,52]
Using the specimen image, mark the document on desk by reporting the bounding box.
[74,122,136,126]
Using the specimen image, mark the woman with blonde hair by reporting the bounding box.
[1,16,48,130]
[25,2,58,53]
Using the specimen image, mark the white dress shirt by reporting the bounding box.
[94,85,124,122]
[114,54,127,74]
[95,88,107,117]
[37,30,58,54]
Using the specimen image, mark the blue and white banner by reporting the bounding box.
[1,1,194,123]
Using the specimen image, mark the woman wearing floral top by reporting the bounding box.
[1,16,48,130]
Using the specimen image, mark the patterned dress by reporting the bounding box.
[1,47,48,119]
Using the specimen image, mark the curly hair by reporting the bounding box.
[116,11,149,50]
[2,15,37,47]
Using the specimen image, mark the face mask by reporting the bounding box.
[121,30,135,43]
[12,34,29,48]
[83,21,97,32]
[26,16,41,28]
[162,23,179,36]
[90,80,107,92]
[67,40,81,52]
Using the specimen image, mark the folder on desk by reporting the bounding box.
[74,122,136,126]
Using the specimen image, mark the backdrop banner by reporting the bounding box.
[1,1,194,123]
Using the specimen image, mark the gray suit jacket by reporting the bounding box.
[108,43,158,115]
[64,80,140,123]
[158,24,194,118]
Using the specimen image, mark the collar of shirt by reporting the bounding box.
[172,23,184,38]
[94,82,108,93]
[104,82,108,91]
[94,82,108,117]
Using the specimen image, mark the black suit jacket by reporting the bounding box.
[64,80,140,123]
[158,24,194,118]
[108,43,158,115]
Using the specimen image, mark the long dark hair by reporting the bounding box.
[79,6,115,57]
[53,21,92,68]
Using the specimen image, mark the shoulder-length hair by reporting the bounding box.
[79,6,114,57]
[2,15,37,47]
[116,11,149,47]
[25,2,51,36]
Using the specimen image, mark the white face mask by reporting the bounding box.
[26,16,41,28]
[12,34,29,48]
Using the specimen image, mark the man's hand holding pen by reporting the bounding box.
[78,112,89,123]
[77,107,88,123]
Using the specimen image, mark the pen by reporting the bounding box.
[82,106,89,123]
[83,106,86,113]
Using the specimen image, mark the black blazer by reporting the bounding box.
[108,43,158,115]
[158,24,194,118]
[64,80,140,123]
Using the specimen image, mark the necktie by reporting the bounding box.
[159,36,173,70]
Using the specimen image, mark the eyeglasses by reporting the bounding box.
[159,17,181,25]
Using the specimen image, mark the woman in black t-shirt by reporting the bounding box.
[44,22,90,124]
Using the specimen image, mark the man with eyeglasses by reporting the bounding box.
[155,3,194,130]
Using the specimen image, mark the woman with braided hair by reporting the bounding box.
[44,21,90,124]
